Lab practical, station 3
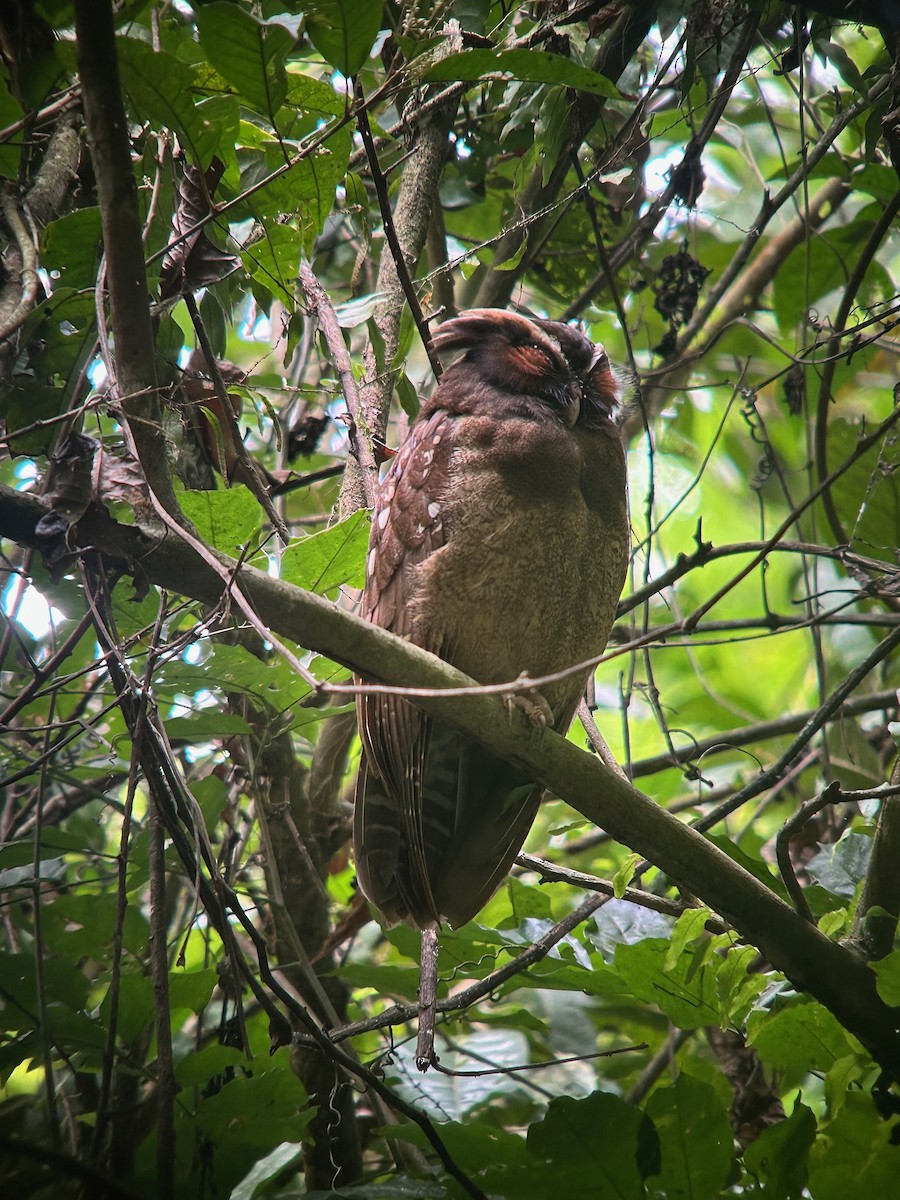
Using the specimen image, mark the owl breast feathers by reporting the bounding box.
[354,308,629,928]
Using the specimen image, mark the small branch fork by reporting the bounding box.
[298,261,378,508]
[776,781,843,924]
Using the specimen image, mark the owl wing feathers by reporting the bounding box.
[355,410,456,925]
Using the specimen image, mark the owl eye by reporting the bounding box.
[522,342,555,369]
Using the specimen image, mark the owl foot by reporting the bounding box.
[503,679,554,728]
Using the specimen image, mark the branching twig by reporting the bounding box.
[776,782,842,923]
[183,292,290,542]
[629,688,898,780]
[516,853,728,934]
[813,191,900,547]
[0,190,40,340]
[299,261,378,508]
[694,626,900,832]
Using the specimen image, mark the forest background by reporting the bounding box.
[0,2,899,1198]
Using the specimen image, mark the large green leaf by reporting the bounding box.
[614,937,722,1029]
[527,1091,654,1198]
[117,39,215,164]
[280,509,369,594]
[747,1001,857,1075]
[743,1100,817,1200]
[179,485,262,553]
[645,1076,733,1200]
[808,1093,900,1200]
[304,0,383,76]
[195,3,293,115]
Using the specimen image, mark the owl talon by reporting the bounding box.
[503,683,554,729]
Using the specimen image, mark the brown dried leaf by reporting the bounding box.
[159,158,240,299]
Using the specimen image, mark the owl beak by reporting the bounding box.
[589,345,608,371]
[562,385,582,427]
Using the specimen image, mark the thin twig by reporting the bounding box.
[117,418,320,694]
[431,1042,647,1078]
[310,892,612,1047]
[695,626,900,832]
[183,293,290,542]
[629,688,898,779]
[354,84,442,381]
[814,191,900,546]
[299,262,378,507]
[775,781,842,923]
[516,853,728,933]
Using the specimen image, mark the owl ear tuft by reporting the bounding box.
[430,309,512,357]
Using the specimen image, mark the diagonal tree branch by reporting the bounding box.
[3,480,900,1076]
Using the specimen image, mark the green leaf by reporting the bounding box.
[164,712,254,740]
[305,1180,447,1198]
[195,3,292,115]
[243,222,302,307]
[334,961,420,995]
[772,216,883,334]
[0,831,90,871]
[615,937,721,1029]
[613,852,641,899]
[99,971,154,1043]
[705,833,789,900]
[157,642,311,713]
[506,875,553,922]
[117,40,213,165]
[527,1091,652,1197]
[280,509,369,594]
[179,486,262,553]
[827,418,900,565]
[425,48,622,97]
[175,1043,249,1087]
[284,73,347,119]
[872,948,900,1006]
[196,1062,311,1147]
[168,967,218,1014]
[807,830,873,898]
[587,900,674,961]
[715,943,767,1025]
[645,1075,733,1200]
[743,1099,816,1200]
[6,290,97,454]
[0,84,24,179]
[0,952,91,1025]
[395,370,421,419]
[664,906,710,971]
[304,0,383,76]
[382,1122,532,1197]
[231,1142,304,1200]
[808,1092,900,1200]
[244,128,352,249]
[41,209,102,291]
[747,1001,856,1075]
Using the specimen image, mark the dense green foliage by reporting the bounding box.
[1,2,899,1197]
